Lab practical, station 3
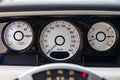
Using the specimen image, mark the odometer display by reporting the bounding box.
[39,20,82,61]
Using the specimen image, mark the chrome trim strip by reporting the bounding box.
[1,10,120,17]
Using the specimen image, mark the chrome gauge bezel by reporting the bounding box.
[2,21,34,53]
[39,20,83,61]
[87,22,118,52]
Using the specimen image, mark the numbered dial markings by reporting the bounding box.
[40,20,82,61]
[3,21,33,51]
[87,22,117,51]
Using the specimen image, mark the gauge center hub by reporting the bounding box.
[55,35,65,46]
[96,31,106,42]
[14,31,24,41]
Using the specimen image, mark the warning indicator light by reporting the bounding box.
[81,72,88,78]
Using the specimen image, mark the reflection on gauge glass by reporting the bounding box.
[40,20,82,61]
[3,21,33,51]
[87,22,117,51]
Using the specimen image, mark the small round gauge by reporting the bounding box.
[39,20,82,61]
[3,21,33,51]
[87,22,117,51]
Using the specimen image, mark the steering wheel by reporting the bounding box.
[16,63,104,80]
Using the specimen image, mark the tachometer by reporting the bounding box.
[39,20,82,61]
[3,21,33,51]
[87,22,117,51]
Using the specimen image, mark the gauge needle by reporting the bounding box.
[47,44,56,54]
[106,36,114,38]
[88,38,96,42]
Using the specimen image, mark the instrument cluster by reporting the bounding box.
[0,16,120,66]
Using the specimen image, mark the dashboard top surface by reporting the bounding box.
[0,0,120,12]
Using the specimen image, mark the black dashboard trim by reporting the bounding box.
[0,5,120,12]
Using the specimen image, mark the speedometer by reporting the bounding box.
[39,20,82,61]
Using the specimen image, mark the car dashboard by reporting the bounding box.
[0,0,120,80]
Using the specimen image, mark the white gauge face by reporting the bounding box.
[3,21,33,51]
[40,20,81,61]
[87,22,117,51]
